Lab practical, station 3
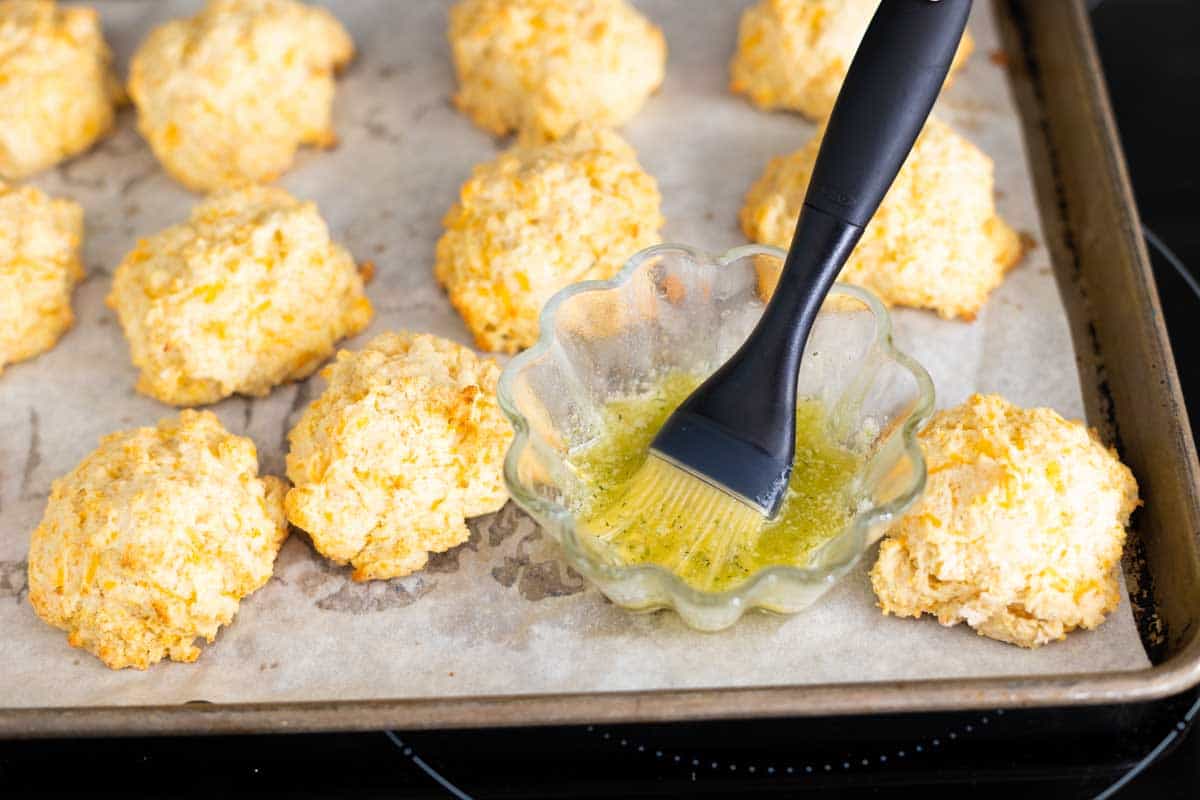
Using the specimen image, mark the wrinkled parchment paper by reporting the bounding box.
[0,1,1149,710]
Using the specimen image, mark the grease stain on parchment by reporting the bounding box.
[483,505,585,601]
[425,522,482,574]
[0,560,28,605]
[19,409,42,500]
[362,102,403,145]
[296,558,436,614]
[286,501,585,613]
[483,502,525,548]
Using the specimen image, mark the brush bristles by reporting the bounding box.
[579,454,768,591]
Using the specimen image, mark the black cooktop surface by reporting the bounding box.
[4,1,1198,797]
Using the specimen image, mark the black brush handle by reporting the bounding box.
[655,0,971,514]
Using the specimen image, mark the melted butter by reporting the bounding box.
[568,372,862,592]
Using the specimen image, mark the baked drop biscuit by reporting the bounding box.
[0,0,121,179]
[128,0,354,192]
[108,185,372,406]
[741,118,1021,320]
[448,0,665,142]
[870,394,1140,648]
[435,126,663,352]
[285,332,512,582]
[0,181,84,373]
[730,0,973,119]
[27,410,288,670]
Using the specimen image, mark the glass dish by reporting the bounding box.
[496,244,935,631]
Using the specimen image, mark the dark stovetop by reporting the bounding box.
[3,1,1199,797]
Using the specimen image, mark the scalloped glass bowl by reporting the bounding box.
[497,244,935,631]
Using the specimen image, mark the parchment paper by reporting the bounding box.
[0,0,1149,709]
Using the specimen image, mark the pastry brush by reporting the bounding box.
[589,0,972,549]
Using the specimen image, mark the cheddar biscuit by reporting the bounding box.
[128,0,354,192]
[27,411,288,670]
[0,0,121,179]
[448,0,665,142]
[741,118,1021,320]
[730,0,973,119]
[285,332,512,582]
[0,181,84,373]
[108,185,372,406]
[435,126,663,352]
[870,394,1140,648]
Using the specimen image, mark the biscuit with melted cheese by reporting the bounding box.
[285,332,512,581]
[741,118,1021,320]
[128,0,353,191]
[108,185,372,406]
[448,0,665,142]
[27,410,288,670]
[870,394,1140,648]
[0,0,121,179]
[730,0,973,119]
[435,126,662,352]
[0,181,84,373]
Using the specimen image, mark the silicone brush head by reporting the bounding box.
[576,400,786,592]
[648,409,795,517]
[580,452,768,588]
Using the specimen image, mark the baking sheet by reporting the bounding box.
[0,0,1149,710]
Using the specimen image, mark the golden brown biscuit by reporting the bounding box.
[108,185,372,406]
[27,410,288,670]
[448,0,665,142]
[435,126,663,353]
[0,181,84,373]
[870,394,1140,648]
[128,0,354,192]
[0,0,121,179]
[285,332,512,582]
[730,0,973,119]
[741,118,1021,320]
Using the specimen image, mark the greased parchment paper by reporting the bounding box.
[0,1,1148,708]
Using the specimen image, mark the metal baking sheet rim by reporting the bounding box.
[4,0,1200,736]
[5,644,1200,737]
